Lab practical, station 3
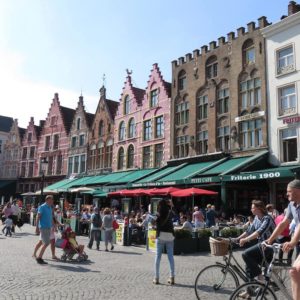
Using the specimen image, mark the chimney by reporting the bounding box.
[288,1,300,15]
[54,93,59,100]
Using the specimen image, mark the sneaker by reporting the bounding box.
[36,258,48,265]
[167,277,175,285]
[153,278,159,284]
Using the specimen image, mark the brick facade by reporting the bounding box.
[171,17,270,160]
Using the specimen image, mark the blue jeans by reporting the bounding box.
[88,230,101,248]
[155,239,175,279]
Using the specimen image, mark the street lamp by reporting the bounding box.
[40,157,48,205]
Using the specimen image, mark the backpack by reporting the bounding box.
[92,214,102,228]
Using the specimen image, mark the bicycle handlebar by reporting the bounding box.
[261,241,282,251]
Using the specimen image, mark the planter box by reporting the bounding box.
[197,236,210,252]
[174,237,197,255]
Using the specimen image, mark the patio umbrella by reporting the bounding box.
[149,187,181,196]
[108,189,128,197]
[119,189,148,197]
[21,192,36,196]
[170,187,218,208]
[35,190,59,195]
[69,187,95,193]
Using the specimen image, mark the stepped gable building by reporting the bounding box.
[18,117,43,193]
[88,86,118,175]
[37,93,75,187]
[170,16,270,160]
[112,71,145,171]
[67,95,94,177]
[2,119,25,179]
[139,63,171,169]
[0,115,14,178]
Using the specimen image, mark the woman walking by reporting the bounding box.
[102,208,114,252]
[153,199,175,285]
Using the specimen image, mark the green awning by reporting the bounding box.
[55,176,95,191]
[82,189,107,197]
[110,168,158,184]
[45,178,77,191]
[85,171,133,185]
[223,165,300,182]
[131,164,186,187]
[157,161,216,184]
[83,175,107,185]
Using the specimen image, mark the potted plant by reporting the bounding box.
[173,229,197,255]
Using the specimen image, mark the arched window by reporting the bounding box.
[242,39,255,65]
[119,121,126,141]
[128,118,135,138]
[99,120,104,136]
[118,147,124,170]
[127,145,134,168]
[124,95,130,115]
[178,70,187,91]
[76,118,81,130]
[206,56,218,79]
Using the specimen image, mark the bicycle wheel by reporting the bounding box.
[230,282,277,300]
[194,264,239,300]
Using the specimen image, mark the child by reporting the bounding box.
[68,231,85,255]
[4,215,13,237]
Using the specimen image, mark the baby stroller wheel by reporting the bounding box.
[61,254,67,262]
[83,254,88,261]
[77,256,84,262]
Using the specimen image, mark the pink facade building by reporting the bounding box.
[37,93,75,186]
[18,117,43,193]
[112,64,171,171]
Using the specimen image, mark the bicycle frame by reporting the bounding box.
[216,239,249,283]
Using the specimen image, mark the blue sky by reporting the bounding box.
[0,0,290,127]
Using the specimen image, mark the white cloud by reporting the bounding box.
[0,49,98,128]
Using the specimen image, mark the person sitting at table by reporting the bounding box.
[179,215,193,233]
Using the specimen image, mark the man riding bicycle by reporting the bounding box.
[266,179,300,300]
[235,200,275,283]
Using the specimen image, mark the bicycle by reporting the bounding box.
[229,242,293,300]
[194,237,249,300]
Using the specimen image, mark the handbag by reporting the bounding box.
[158,231,174,242]
[112,219,119,230]
[55,238,68,249]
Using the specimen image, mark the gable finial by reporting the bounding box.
[102,73,106,87]
[126,68,132,76]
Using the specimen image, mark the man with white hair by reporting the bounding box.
[266,179,300,300]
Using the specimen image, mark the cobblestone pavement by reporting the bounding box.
[0,225,291,300]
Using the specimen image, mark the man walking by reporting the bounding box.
[35,195,53,264]
[266,179,300,300]
[88,207,102,250]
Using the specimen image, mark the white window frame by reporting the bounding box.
[279,127,298,163]
[277,83,297,117]
[276,44,295,76]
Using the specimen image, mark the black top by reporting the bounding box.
[156,210,174,238]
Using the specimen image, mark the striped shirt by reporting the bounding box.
[247,214,275,242]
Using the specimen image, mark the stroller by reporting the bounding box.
[56,226,88,262]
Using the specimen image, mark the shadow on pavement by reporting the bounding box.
[109,250,142,255]
[48,263,100,273]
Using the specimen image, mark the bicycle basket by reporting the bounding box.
[209,237,230,256]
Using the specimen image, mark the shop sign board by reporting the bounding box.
[115,223,124,246]
[235,111,265,123]
[283,115,300,124]
[147,228,157,252]
[132,181,178,188]
[224,171,283,182]
[187,176,221,184]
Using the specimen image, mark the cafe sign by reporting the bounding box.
[224,171,282,182]
[235,111,265,123]
[188,176,220,184]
